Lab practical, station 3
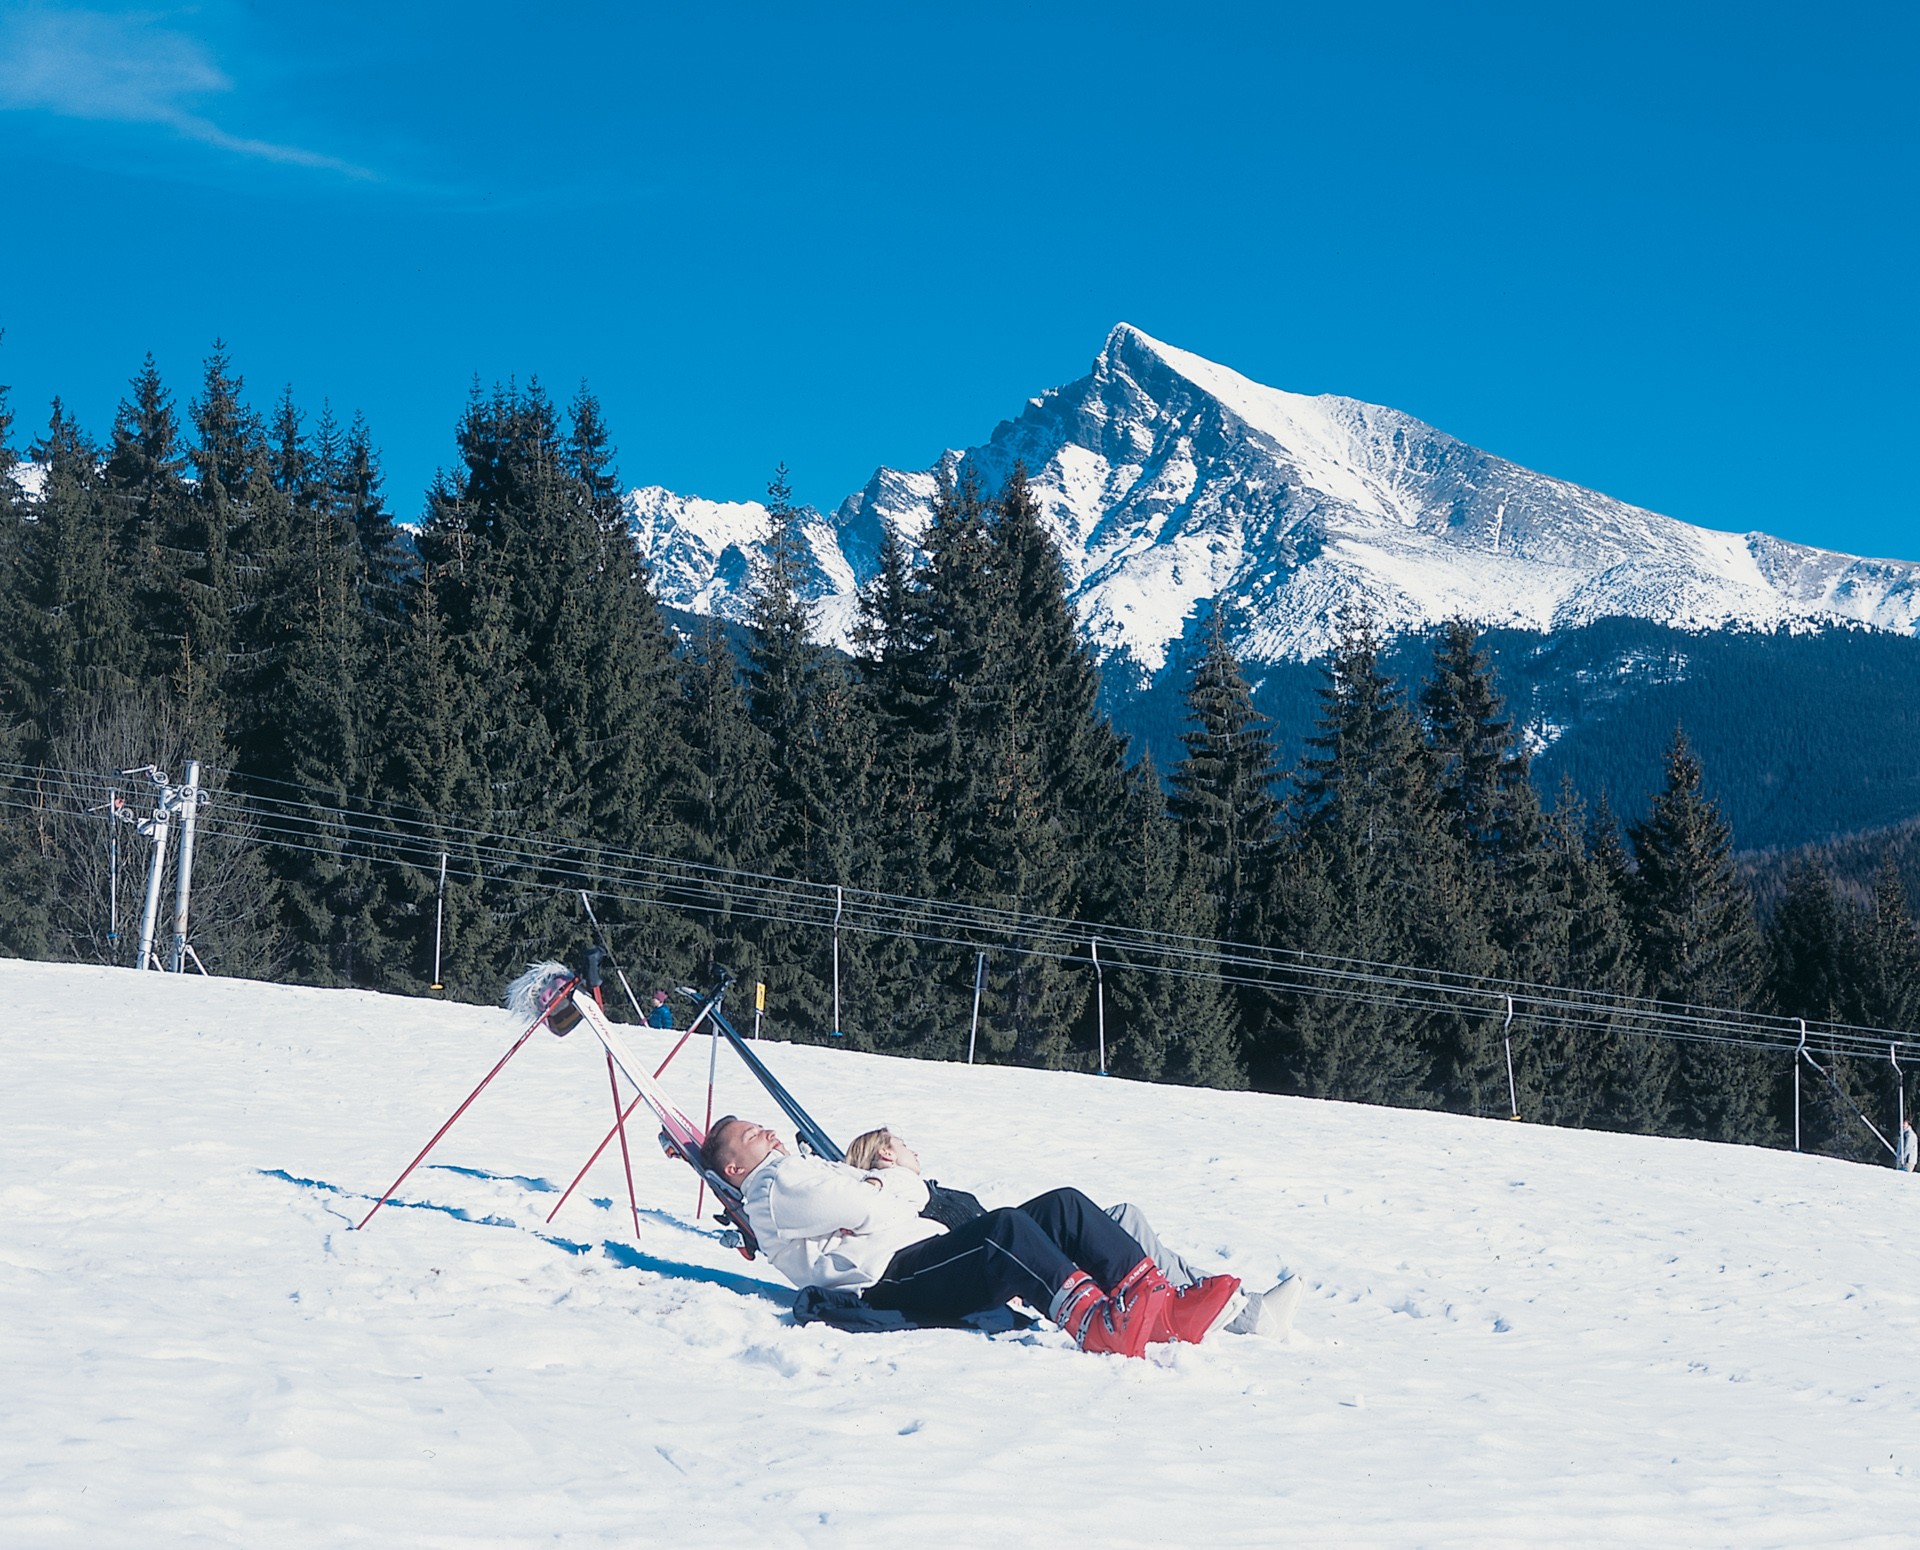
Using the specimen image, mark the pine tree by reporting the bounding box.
[339,410,408,632]
[403,382,580,982]
[1628,729,1775,1144]
[1767,860,1885,1161]
[1769,861,1850,1025]
[390,379,686,993]
[1169,606,1280,946]
[1857,854,1920,1033]
[0,347,25,730]
[0,361,54,957]
[102,356,191,686]
[936,466,1130,1070]
[1271,615,1490,1106]
[363,565,487,992]
[737,465,847,1038]
[554,385,688,1001]
[254,392,378,986]
[168,342,271,743]
[1420,618,1550,982]
[848,519,953,1052]
[1536,781,1669,1132]
[16,403,137,748]
[1104,756,1246,1086]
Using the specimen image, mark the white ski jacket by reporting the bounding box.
[740,1150,945,1291]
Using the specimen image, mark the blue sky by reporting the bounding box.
[0,1,1913,556]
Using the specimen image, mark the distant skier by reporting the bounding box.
[843,1126,1298,1339]
[704,1114,1237,1357]
[647,989,674,1030]
[1899,1119,1917,1174]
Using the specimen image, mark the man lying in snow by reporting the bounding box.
[841,1126,1299,1340]
[706,1114,1238,1357]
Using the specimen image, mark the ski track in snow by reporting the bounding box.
[4,959,1919,1546]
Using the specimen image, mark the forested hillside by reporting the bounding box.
[1112,618,1920,852]
[1,347,1911,1164]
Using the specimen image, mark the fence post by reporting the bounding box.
[1091,939,1107,1077]
[431,852,448,990]
[830,885,844,1037]
[1794,1018,1807,1152]
[967,951,986,1065]
[1894,1043,1905,1170]
[1503,995,1519,1120]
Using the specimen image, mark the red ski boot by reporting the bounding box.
[1051,1269,1167,1359]
[1111,1260,1242,1345]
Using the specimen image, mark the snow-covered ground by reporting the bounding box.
[5,958,1918,1546]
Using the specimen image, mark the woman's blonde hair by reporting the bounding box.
[844,1127,895,1171]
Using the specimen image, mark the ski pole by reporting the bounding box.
[696,998,723,1219]
[358,973,576,1230]
[357,1023,540,1230]
[546,999,718,1225]
[579,890,647,1021]
[606,1051,643,1240]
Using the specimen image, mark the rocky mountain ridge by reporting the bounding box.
[627,324,1920,677]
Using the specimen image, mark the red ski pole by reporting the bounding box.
[605,1051,643,1240]
[545,1005,714,1224]
[356,1024,538,1231]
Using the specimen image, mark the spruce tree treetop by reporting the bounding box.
[1421,617,1529,854]
[566,384,620,505]
[1628,728,1764,1006]
[1169,604,1279,942]
[339,411,407,614]
[190,341,264,501]
[105,355,188,522]
[270,387,313,502]
[1768,860,1849,1024]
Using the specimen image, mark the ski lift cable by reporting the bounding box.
[27,753,1820,1025]
[4,766,1918,1066]
[12,776,1903,1060]
[2,770,1907,1060]
[8,754,1899,1045]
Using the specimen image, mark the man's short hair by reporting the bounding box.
[702,1114,743,1172]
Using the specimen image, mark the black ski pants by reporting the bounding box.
[863,1187,1147,1325]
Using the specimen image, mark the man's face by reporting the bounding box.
[716,1119,785,1179]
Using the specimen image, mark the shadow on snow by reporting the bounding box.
[257,1168,790,1304]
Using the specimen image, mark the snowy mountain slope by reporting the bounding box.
[8,459,45,500]
[6,957,1919,1546]
[630,325,1920,671]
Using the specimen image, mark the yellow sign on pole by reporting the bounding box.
[755,981,767,1012]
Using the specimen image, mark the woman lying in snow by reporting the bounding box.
[704,1115,1298,1357]
[842,1126,1299,1341]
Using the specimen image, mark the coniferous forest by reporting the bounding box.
[1,349,1913,1164]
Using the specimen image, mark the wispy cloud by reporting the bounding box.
[0,5,374,178]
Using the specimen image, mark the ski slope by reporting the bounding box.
[4,959,1917,1547]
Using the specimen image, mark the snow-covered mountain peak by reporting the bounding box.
[628,327,1920,673]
